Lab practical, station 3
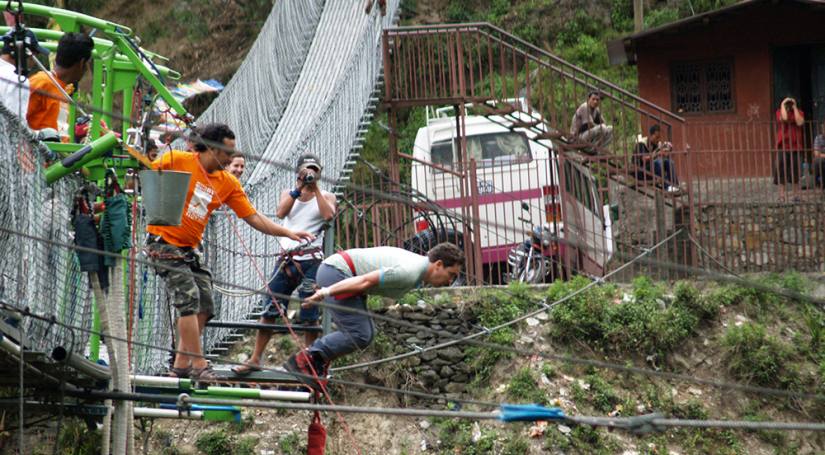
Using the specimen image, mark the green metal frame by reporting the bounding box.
[7,3,190,183]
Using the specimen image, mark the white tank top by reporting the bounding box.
[281,192,329,260]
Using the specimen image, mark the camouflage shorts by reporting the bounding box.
[145,240,214,318]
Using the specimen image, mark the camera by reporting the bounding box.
[301,170,317,184]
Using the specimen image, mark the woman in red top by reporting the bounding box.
[774,97,805,200]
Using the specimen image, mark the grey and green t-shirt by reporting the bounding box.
[324,247,430,299]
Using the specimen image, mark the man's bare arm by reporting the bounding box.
[303,271,381,306]
[243,213,314,241]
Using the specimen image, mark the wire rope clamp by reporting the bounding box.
[626,412,665,435]
[499,404,566,422]
[176,393,192,417]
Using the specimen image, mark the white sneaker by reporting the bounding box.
[666,185,681,194]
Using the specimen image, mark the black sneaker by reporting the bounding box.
[284,349,328,392]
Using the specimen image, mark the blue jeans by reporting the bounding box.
[308,264,374,362]
[653,158,678,185]
[638,158,678,185]
[261,258,321,323]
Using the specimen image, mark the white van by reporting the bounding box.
[408,102,614,280]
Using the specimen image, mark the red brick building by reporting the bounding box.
[609,0,825,176]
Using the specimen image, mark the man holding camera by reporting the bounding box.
[232,153,336,376]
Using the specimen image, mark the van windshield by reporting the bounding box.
[430,132,531,169]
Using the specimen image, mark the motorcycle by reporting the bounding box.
[506,202,561,284]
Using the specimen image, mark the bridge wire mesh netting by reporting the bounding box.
[198,0,325,181]
[0,105,98,359]
[201,0,400,363]
[0,1,400,375]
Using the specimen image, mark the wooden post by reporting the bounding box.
[634,0,644,32]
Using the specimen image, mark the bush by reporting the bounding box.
[723,323,798,388]
[55,418,102,455]
[195,429,233,455]
[467,286,540,384]
[674,281,719,320]
[586,374,621,413]
[549,276,706,355]
[546,276,613,344]
[278,432,303,454]
[507,367,548,404]
[235,436,258,455]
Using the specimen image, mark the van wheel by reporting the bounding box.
[403,228,467,286]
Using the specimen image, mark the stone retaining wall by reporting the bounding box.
[373,298,477,399]
[695,203,825,272]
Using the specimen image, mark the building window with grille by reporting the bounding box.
[671,60,734,114]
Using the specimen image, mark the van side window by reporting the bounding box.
[431,141,453,167]
[431,132,532,172]
[467,132,531,166]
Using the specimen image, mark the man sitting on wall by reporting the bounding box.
[569,91,614,152]
[634,124,680,193]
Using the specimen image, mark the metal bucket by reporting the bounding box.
[139,170,192,226]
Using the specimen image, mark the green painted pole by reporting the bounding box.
[112,35,189,118]
[0,27,164,61]
[26,41,178,79]
[44,132,119,183]
[201,409,240,422]
[89,290,101,362]
[102,51,116,126]
[9,3,130,34]
[90,58,105,140]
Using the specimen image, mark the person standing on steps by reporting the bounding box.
[144,123,314,381]
[232,153,336,376]
[283,243,465,391]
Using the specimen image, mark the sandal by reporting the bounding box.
[231,362,262,376]
[190,363,218,381]
[167,366,192,378]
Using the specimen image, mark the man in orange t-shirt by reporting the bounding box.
[26,32,93,131]
[145,123,314,380]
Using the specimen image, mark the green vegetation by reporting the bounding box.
[235,436,259,455]
[723,322,798,389]
[506,367,548,404]
[276,335,295,353]
[544,424,620,455]
[46,419,102,455]
[278,431,303,454]
[547,276,712,356]
[195,429,232,455]
[465,284,539,385]
[430,418,498,454]
[195,427,260,455]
